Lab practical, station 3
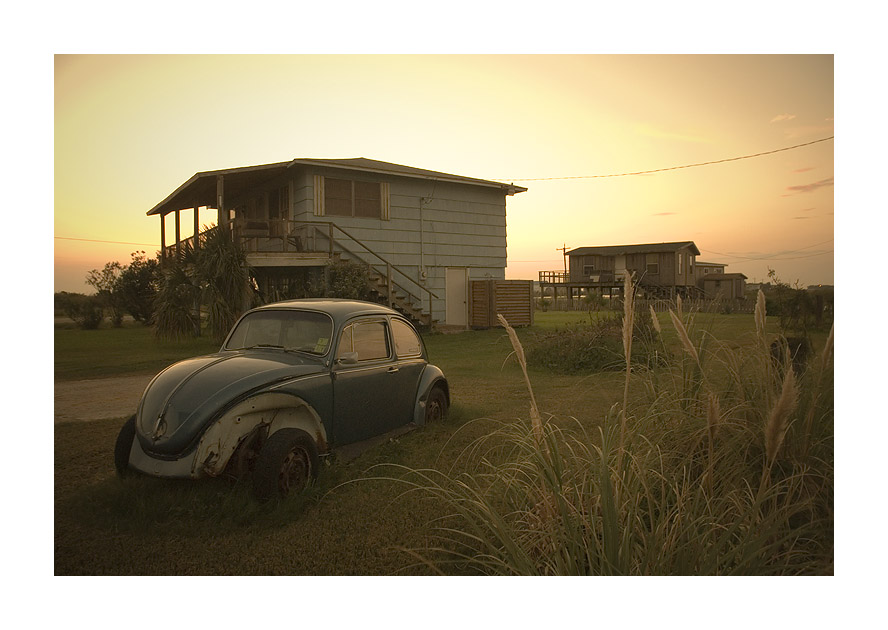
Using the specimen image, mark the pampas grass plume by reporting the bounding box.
[755,290,766,340]
[668,309,699,365]
[650,305,661,334]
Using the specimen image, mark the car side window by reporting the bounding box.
[391,319,422,358]
[337,320,390,361]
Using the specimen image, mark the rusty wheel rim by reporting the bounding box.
[279,447,310,494]
[426,397,444,423]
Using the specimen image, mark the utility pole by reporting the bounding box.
[556,243,570,276]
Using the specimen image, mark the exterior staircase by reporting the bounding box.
[364,266,434,329]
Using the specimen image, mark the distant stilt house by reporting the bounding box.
[695,261,727,283]
[701,273,748,300]
[147,157,527,328]
[540,241,703,301]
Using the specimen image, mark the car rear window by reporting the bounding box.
[225,310,333,355]
[391,319,422,358]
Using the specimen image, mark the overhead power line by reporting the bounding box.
[700,239,834,262]
[55,236,158,247]
[491,136,834,182]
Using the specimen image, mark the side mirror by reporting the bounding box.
[336,352,359,365]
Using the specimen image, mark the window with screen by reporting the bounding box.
[324,177,383,218]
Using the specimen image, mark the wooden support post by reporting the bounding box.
[175,209,181,259]
[193,206,200,250]
[160,213,166,263]
[328,222,334,257]
[216,176,227,230]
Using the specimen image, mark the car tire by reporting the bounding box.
[114,415,136,477]
[425,386,448,423]
[252,428,319,500]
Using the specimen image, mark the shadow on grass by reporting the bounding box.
[56,403,482,540]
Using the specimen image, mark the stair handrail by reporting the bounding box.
[305,221,439,306]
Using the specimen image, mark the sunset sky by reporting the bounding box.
[54,54,834,292]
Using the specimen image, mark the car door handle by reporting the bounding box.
[387,367,399,374]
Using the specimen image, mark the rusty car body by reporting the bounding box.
[114,299,449,499]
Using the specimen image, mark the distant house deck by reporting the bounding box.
[539,241,703,300]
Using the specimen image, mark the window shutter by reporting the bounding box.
[313,175,325,216]
[380,182,390,220]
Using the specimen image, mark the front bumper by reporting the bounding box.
[127,436,200,479]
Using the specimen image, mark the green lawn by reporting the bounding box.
[54,309,818,574]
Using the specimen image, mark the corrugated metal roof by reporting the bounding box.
[567,241,701,257]
[147,157,526,216]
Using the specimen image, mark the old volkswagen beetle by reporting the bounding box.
[114,299,449,499]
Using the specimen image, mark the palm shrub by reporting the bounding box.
[153,227,254,342]
[390,289,833,575]
[196,226,253,341]
[153,251,200,341]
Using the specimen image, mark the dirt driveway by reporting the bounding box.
[54,374,153,424]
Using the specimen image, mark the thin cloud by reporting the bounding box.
[652,212,677,216]
[792,167,814,173]
[786,177,834,194]
[792,216,810,220]
[770,113,797,123]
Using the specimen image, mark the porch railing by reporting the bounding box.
[165,219,438,319]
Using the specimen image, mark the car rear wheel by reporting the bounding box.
[114,415,136,477]
[252,429,319,500]
[425,386,448,423]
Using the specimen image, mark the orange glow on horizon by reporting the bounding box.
[54,54,834,293]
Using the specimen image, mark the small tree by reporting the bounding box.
[116,251,160,324]
[86,261,125,326]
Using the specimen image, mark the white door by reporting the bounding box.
[445,267,468,327]
[615,255,627,280]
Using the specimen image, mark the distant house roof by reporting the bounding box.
[696,261,727,267]
[147,157,527,216]
[567,241,701,257]
[703,273,748,280]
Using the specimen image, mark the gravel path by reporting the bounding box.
[54,374,153,424]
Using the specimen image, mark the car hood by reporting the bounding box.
[136,351,327,456]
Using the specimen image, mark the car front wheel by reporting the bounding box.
[114,415,136,477]
[252,429,319,500]
[425,386,448,423]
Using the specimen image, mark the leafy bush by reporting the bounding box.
[765,268,833,336]
[526,310,658,374]
[325,260,371,300]
[58,292,104,330]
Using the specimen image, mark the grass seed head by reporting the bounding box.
[755,290,767,339]
[668,309,699,365]
[650,305,661,334]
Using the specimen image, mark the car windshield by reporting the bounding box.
[224,310,334,356]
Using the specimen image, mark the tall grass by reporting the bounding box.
[391,288,833,575]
